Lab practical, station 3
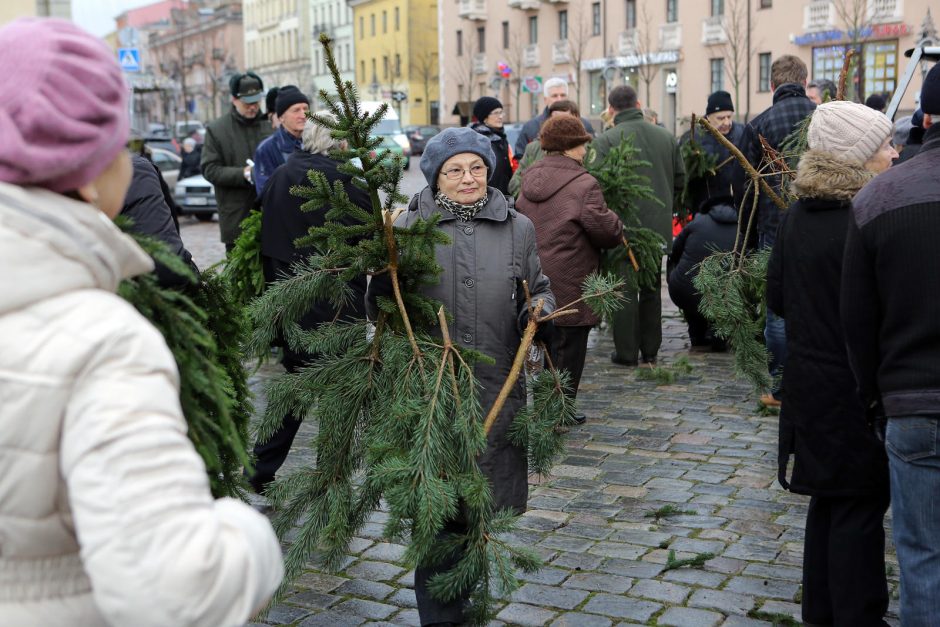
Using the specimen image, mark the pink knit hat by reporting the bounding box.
[0,18,129,193]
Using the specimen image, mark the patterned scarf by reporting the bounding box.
[434,190,489,222]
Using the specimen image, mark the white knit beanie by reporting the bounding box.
[807,101,893,165]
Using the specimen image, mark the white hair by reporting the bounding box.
[301,115,343,155]
[543,77,569,94]
[182,137,197,149]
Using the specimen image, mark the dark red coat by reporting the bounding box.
[517,154,623,326]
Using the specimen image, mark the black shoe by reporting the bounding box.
[610,352,638,366]
[572,413,587,425]
[641,354,657,365]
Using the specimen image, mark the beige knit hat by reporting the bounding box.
[807,101,893,165]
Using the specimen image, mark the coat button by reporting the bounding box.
[464,278,474,288]
[462,333,473,343]
[464,225,474,235]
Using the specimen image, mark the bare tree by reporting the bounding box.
[449,31,479,104]
[832,0,889,101]
[717,0,756,115]
[504,32,526,122]
[634,2,659,106]
[565,5,592,109]
[410,50,439,123]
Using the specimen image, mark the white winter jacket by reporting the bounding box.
[0,183,284,626]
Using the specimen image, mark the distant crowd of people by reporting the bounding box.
[3,15,940,627]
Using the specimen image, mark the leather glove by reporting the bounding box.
[519,309,555,346]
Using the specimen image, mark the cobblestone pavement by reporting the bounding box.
[178,168,901,627]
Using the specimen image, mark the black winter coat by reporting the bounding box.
[260,151,369,328]
[679,122,747,214]
[667,201,737,311]
[766,150,888,497]
[470,122,513,195]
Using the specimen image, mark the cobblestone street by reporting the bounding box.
[178,170,900,626]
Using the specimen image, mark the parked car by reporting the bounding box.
[370,135,410,170]
[403,125,441,155]
[174,173,217,221]
[148,147,182,188]
[175,119,205,140]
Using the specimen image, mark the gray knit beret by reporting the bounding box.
[807,101,893,165]
[419,127,495,189]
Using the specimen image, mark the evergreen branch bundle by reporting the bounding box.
[678,116,719,218]
[588,136,667,292]
[116,224,252,498]
[221,209,265,307]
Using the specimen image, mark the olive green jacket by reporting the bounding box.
[507,140,545,198]
[587,108,685,250]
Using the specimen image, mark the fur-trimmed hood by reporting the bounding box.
[791,149,874,201]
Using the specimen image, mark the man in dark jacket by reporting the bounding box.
[841,65,940,625]
[588,84,685,366]
[895,109,925,165]
[247,118,370,494]
[741,55,816,407]
[201,72,272,251]
[122,154,198,288]
[253,85,309,194]
[678,90,747,216]
[514,77,595,157]
[179,137,202,180]
[667,197,737,351]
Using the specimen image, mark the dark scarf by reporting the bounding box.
[434,190,489,222]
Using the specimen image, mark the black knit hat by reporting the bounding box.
[265,87,279,116]
[921,62,940,115]
[275,85,310,117]
[705,90,734,115]
[539,116,592,152]
[472,96,502,123]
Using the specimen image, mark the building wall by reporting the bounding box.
[351,0,439,125]
[0,0,71,25]
[440,0,936,131]
[244,0,313,94]
[310,0,356,107]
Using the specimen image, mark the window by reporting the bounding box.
[710,58,724,92]
[395,7,400,30]
[457,30,463,56]
[626,0,636,28]
[711,0,723,16]
[760,0,772,7]
[666,0,678,23]
[758,52,771,92]
[371,57,377,81]
[502,21,509,49]
[395,53,401,77]
[592,2,601,36]
[559,10,568,40]
[863,41,898,100]
[383,55,389,79]
[370,13,375,36]
[382,10,387,33]
[359,16,364,39]
[529,16,538,45]
[477,26,485,53]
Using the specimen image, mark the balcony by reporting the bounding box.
[659,23,681,50]
[803,0,836,32]
[458,0,487,21]
[701,15,727,45]
[472,52,487,74]
[542,0,568,4]
[552,39,570,64]
[523,43,540,67]
[508,0,540,9]
[868,0,903,23]
[619,28,638,55]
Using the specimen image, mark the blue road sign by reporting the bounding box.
[118,48,140,72]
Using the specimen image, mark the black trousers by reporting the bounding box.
[548,325,592,399]
[414,520,468,625]
[248,348,307,493]
[802,492,891,626]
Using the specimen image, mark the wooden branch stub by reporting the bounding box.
[837,48,855,101]
[622,235,641,272]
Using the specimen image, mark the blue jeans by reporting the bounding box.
[885,416,940,626]
[759,232,786,397]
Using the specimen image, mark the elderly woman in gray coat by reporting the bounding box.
[370,127,554,625]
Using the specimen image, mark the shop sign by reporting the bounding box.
[794,23,911,46]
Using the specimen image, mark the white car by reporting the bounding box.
[149,147,181,188]
[174,174,217,221]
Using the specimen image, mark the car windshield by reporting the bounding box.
[374,119,403,135]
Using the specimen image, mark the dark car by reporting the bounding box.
[403,125,440,156]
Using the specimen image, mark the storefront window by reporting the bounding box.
[812,45,847,83]
[589,70,606,115]
[864,41,897,100]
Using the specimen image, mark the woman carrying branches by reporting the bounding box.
[368,127,555,625]
[766,100,897,627]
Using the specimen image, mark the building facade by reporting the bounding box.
[310,0,356,107]
[244,0,313,95]
[440,0,935,132]
[350,0,440,125]
[0,0,70,25]
[147,2,246,124]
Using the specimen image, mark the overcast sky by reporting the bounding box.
[72,0,156,37]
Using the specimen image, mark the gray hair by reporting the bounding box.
[302,115,343,154]
[543,77,569,94]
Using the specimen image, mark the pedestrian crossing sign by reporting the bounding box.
[118,48,140,72]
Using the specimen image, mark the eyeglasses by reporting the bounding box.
[441,164,487,180]
[487,109,504,117]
